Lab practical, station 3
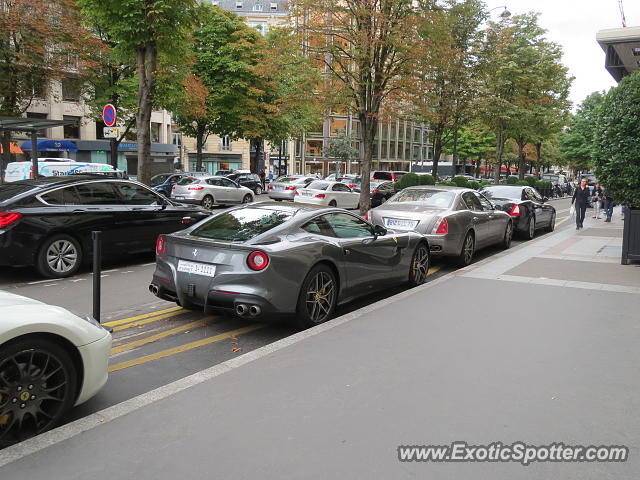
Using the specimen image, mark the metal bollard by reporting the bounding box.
[92,231,102,323]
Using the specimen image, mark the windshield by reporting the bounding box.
[150,174,172,186]
[191,208,293,241]
[0,183,37,203]
[480,187,522,199]
[176,177,200,186]
[389,189,455,208]
[373,172,393,181]
[306,181,330,191]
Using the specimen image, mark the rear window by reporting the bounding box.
[276,176,302,183]
[306,181,329,191]
[480,187,523,199]
[372,171,393,181]
[389,189,455,208]
[191,208,293,242]
[0,183,36,203]
[176,177,200,186]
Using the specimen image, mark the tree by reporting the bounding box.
[594,72,640,209]
[559,91,605,173]
[80,0,196,184]
[1,0,101,177]
[414,0,486,178]
[294,0,422,213]
[444,124,495,177]
[323,134,359,175]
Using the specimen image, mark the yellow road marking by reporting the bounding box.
[428,265,441,275]
[108,324,265,372]
[103,306,183,328]
[112,310,190,332]
[110,318,213,355]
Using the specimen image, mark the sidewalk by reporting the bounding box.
[1,210,639,479]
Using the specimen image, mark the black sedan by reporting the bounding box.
[0,176,210,278]
[479,185,556,239]
[226,173,264,195]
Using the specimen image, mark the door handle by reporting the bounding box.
[343,248,351,256]
[473,216,479,223]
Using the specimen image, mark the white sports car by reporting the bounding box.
[0,291,112,447]
[294,180,360,209]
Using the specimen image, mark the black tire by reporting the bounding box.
[254,185,263,195]
[545,212,556,232]
[201,195,214,209]
[501,221,513,249]
[0,338,77,448]
[328,200,337,207]
[408,243,430,287]
[242,194,252,204]
[36,234,83,278]
[524,216,536,240]
[455,231,475,267]
[294,264,338,329]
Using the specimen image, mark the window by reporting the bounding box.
[113,182,163,205]
[191,208,293,241]
[235,1,242,8]
[332,183,350,192]
[63,115,80,139]
[306,181,329,190]
[206,178,223,186]
[61,77,82,102]
[270,2,277,9]
[40,189,66,205]
[329,118,347,136]
[253,3,263,11]
[474,192,494,211]
[390,189,455,208]
[221,136,231,151]
[306,140,323,157]
[633,47,640,56]
[302,216,336,237]
[325,213,373,239]
[177,177,200,186]
[71,182,120,205]
[461,191,482,211]
[151,122,161,143]
[220,178,237,188]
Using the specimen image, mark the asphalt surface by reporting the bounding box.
[0,196,575,429]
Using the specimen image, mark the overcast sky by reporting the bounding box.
[485,0,640,107]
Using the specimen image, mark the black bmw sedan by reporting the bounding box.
[0,176,210,278]
[479,185,556,239]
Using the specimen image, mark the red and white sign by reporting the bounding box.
[102,104,117,127]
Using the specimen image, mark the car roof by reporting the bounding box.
[403,185,468,192]
[482,185,525,190]
[8,175,130,188]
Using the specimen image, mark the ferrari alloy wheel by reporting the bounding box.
[408,243,430,286]
[0,339,77,448]
[295,265,337,329]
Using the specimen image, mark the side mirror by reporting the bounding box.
[373,224,387,237]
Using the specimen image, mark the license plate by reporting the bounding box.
[384,218,417,229]
[177,260,216,277]
[174,195,185,199]
[301,191,312,196]
[274,185,283,190]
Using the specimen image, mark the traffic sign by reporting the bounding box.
[102,104,117,127]
[103,127,121,138]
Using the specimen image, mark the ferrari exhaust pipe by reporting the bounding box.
[249,305,261,317]
[149,284,160,296]
[236,304,248,316]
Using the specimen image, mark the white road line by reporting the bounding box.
[122,270,134,273]
[70,278,87,283]
[103,269,120,273]
[43,284,58,287]
[100,274,110,278]
[27,279,56,285]
[142,263,156,267]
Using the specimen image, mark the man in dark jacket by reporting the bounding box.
[602,188,614,222]
[572,177,591,229]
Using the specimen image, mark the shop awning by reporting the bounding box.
[21,140,78,153]
[0,142,23,154]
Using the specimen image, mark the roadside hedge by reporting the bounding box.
[506,176,518,185]
[396,172,420,189]
[452,176,470,188]
[418,174,435,185]
[467,180,480,190]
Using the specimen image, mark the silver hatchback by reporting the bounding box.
[171,176,254,209]
[267,175,316,201]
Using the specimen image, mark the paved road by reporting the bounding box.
[0,196,574,428]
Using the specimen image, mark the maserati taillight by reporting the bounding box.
[435,218,449,234]
[509,204,521,217]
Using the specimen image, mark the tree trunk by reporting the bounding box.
[535,142,542,176]
[451,128,459,174]
[517,139,526,180]
[195,124,204,172]
[0,131,12,184]
[136,42,157,185]
[358,112,376,215]
[494,128,504,183]
[431,130,443,179]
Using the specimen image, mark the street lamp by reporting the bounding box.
[489,5,511,18]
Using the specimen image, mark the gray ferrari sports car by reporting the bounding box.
[150,202,430,329]
[367,186,513,266]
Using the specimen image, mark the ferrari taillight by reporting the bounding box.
[509,204,521,217]
[247,251,269,271]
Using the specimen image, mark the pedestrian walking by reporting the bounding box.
[602,187,614,222]
[259,169,266,189]
[572,177,591,230]
[592,182,603,219]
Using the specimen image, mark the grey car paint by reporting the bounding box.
[150,202,427,321]
[267,176,316,201]
[368,186,511,258]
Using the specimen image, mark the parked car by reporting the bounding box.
[368,186,513,266]
[3,159,121,183]
[479,185,556,239]
[0,176,210,278]
[226,172,264,195]
[267,175,316,201]
[0,290,111,447]
[541,173,571,196]
[170,176,254,209]
[150,203,430,329]
[294,180,360,209]
[371,170,408,182]
[150,172,210,197]
[215,169,235,176]
[352,180,396,207]
[325,173,358,182]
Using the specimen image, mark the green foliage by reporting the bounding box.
[324,134,359,163]
[516,180,529,186]
[559,91,605,172]
[594,72,640,209]
[437,181,457,186]
[524,176,537,187]
[480,180,491,187]
[452,176,470,187]
[536,180,552,191]
[397,173,421,189]
[467,180,480,190]
[506,176,518,185]
[418,174,435,185]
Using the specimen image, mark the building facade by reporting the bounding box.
[597,25,640,82]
